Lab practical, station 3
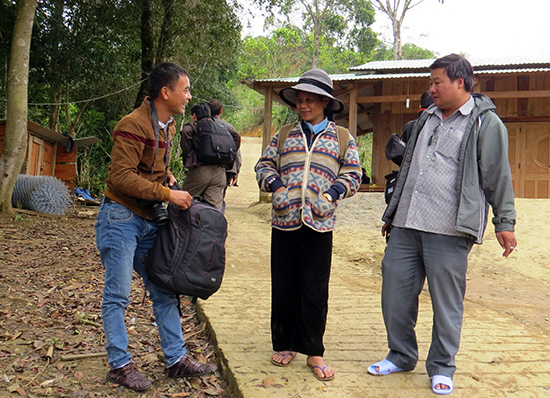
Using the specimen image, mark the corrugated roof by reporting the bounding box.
[350,55,550,72]
[350,59,432,71]
[247,67,550,86]
[476,67,550,74]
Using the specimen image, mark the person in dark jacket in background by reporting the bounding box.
[208,99,242,214]
[385,91,434,167]
[180,103,240,209]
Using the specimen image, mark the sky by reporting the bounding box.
[240,0,550,59]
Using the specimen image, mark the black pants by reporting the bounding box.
[271,226,333,357]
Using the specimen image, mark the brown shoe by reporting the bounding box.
[167,355,217,378]
[106,363,152,391]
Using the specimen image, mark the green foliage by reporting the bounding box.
[169,129,187,185]
[231,18,378,133]
[14,214,28,222]
[0,0,440,197]
[373,42,435,61]
[1,0,242,195]
[255,0,378,61]
[401,43,436,59]
[356,133,373,178]
[222,84,265,132]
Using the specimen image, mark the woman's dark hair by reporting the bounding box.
[324,109,335,122]
[148,62,189,99]
[430,54,474,92]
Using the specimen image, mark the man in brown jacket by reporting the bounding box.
[95,63,217,392]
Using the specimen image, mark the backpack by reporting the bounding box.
[276,123,350,169]
[196,118,236,165]
[145,195,227,301]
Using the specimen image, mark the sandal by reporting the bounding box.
[367,359,404,376]
[271,351,296,367]
[308,363,335,381]
[432,375,453,395]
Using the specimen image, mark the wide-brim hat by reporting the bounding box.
[279,68,345,114]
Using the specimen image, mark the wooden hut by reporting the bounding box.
[243,56,550,198]
[0,120,99,193]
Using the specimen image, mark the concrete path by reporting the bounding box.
[200,137,550,398]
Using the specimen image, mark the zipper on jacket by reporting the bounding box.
[300,127,329,223]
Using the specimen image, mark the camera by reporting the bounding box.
[137,198,170,226]
[150,201,169,226]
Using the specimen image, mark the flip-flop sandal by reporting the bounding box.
[432,375,453,395]
[271,351,296,367]
[367,359,405,376]
[308,364,335,381]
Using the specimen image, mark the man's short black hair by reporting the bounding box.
[148,62,189,99]
[208,99,223,116]
[191,103,211,120]
[420,91,434,109]
[430,54,474,92]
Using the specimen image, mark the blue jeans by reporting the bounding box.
[95,200,186,369]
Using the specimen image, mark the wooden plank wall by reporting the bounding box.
[372,78,430,185]
[529,74,550,116]
[0,123,76,193]
[370,73,550,197]
[55,146,77,193]
[474,73,550,198]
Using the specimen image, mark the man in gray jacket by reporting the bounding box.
[367,54,517,395]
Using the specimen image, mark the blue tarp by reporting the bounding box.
[74,187,95,201]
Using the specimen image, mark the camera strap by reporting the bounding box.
[147,98,170,182]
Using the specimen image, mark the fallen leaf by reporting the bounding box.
[45,345,54,360]
[8,383,20,393]
[33,340,45,350]
[74,371,84,380]
[262,377,275,388]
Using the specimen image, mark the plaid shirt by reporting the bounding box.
[393,97,475,237]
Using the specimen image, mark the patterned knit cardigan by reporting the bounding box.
[255,121,361,232]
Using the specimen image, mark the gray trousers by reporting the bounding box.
[181,165,225,210]
[381,227,474,378]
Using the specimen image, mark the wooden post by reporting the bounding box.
[259,86,273,202]
[348,84,358,139]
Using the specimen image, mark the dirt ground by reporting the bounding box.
[0,207,229,397]
[1,136,548,398]
[232,136,550,338]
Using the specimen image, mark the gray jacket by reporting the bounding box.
[383,93,516,243]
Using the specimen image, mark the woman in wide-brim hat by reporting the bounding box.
[255,68,362,381]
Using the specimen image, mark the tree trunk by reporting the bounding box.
[0,0,38,213]
[134,0,154,109]
[312,21,321,68]
[48,83,62,133]
[392,19,402,60]
[156,0,175,63]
